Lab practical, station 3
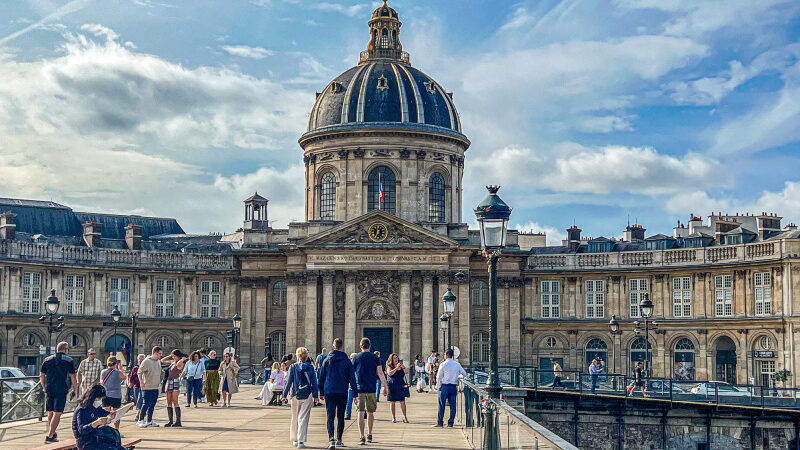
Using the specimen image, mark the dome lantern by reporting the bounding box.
[360,0,409,65]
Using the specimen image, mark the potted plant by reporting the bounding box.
[773,369,791,397]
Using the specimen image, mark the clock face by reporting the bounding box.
[368,222,388,242]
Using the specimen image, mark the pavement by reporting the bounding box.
[0,385,471,449]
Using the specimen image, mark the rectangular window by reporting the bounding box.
[201,281,221,318]
[110,277,130,316]
[541,281,560,318]
[585,280,604,318]
[22,272,41,313]
[672,277,691,317]
[629,278,648,318]
[155,279,175,317]
[714,275,733,316]
[754,272,771,316]
[65,275,85,315]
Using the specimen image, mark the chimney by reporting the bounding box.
[82,221,102,247]
[125,223,143,250]
[0,211,16,240]
[566,225,582,252]
[785,223,798,231]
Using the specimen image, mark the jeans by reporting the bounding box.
[133,387,143,409]
[375,379,381,400]
[139,389,158,422]
[553,376,563,388]
[590,374,598,393]
[324,393,347,440]
[188,378,204,404]
[437,384,457,426]
[345,389,355,418]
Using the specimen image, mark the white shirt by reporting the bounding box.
[436,358,466,386]
[428,355,436,364]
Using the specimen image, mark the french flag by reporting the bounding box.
[379,174,385,203]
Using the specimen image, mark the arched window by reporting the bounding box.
[156,335,170,349]
[272,281,287,306]
[70,334,81,347]
[25,333,37,346]
[367,166,396,214]
[585,338,608,369]
[629,337,651,374]
[270,331,286,359]
[472,332,489,363]
[471,281,488,306]
[319,172,336,220]
[674,338,695,380]
[203,336,216,350]
[428,172,446,222]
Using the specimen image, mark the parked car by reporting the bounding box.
[690,382,753,397]
[0,367,36,391]
[626,379,689,395]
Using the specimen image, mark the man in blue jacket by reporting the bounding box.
[318,338,357,450]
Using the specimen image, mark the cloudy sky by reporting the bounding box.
[1,0,800,243]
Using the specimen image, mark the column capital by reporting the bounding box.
[397,271,413,283]
[322,271,336,283]
[422,271,435,283]
[287,272,304,286]
[344,271,358,283]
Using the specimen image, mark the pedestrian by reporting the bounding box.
[318,338,357,450]
[219,352,240,407]
[128,354,145,418]
[198,349,209,403]
[260,352,274,383]
[162,349,188,427]
[137,346,164,427]
[282,347,320,449]
[204,350,221,407]
[100,356,126,431]
[40,341,77,444]
[76,348,102,397]
[316,347,327,371]
[589,358,601,394]
[183,351,206,407]
[551,358,564,389]
[71,384,126,450]
[352,337,388,445]
[257,361,277,402]
[430,353,440,391]
[414,354,427,393]
[435,348,465,428]
[385,353,409,423]
[635,362,648,397]
[374,350,383,402]
[345,352,357,420]
[265,361,287,406]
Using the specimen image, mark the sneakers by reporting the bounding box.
[44,435,58,444]
[335,440,344,447]
[149,421,160,427]
[292,441,298,447]
[137,420,148,427]
[297,443,306,449]
[359,437,366,446]
[328,440,336,449]
[367,435,373,443]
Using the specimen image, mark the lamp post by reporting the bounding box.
[634,295,657,377]
[232,313,242,360]
[111,305,121,358]
[439,314,449,353]
[38,289,64,357]
[608,315,622,390]
[441,288,456,352]
[474,185,511,450]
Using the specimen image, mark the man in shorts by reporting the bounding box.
[352,337,387,445]
[39,341,77,444]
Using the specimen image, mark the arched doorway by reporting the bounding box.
[714,336,737,383]
[629,337,651,376]
[104,334,132,365]
[673,338,695,380]
[585,338,608,370]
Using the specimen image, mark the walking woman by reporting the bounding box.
[99,357,126,431]
[204,350,221,407]
[162,349,188,427]
[218,352,240,407]
[128,354,145,418]
[71,385,126,450]
[344,353,357,420]
[183,351,206,407]
[282,347,319,448]
[385,353,409,423]
[414,354,427,393]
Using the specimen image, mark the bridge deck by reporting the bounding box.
[0,385,471,449]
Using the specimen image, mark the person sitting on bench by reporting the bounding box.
[71,384,126,450]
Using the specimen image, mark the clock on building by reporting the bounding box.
[368,222,388,242]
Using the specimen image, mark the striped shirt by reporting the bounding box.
[78,358,103,391]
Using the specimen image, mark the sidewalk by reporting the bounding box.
[0,385,470,449]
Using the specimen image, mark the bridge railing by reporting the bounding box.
[0,376,78,423]
[460,378,579,450]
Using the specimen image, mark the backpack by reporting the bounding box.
[296,363,313,400]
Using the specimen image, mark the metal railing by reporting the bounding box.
[460,378,579,450]
[1,376,77,423]
[467,367,800,410]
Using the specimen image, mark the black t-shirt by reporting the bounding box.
[635,367,642,380]
[41,353,76,395]
[353,351,380,394]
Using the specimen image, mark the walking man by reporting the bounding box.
[435,349,465,428]
[353,337,387,445]
[40,341,77,444]
[589,358,601,394]
[137,346,164,427]
[318,339,356,449]
[551,358,564,389]
[76,347,101,396]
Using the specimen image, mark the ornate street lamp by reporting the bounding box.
[634,295,657,377]
[608,315,622,388]
[474,185,511,450]
[39,289,64,357]
[439,314,449,353]
[441,288,456,352]
[111,305,121,358]
[232,313,242,359]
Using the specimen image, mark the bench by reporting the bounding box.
[29,437,142,450]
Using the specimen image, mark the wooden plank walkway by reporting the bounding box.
[0,385,471,449]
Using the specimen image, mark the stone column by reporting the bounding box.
[509,279,521,365]
[457,275,470,364]
[497,278,508,364]
[438,272,450,350]
[5,327,16,366]
[422,272,434,356]
[286,274,300,353]
[240,287,252,362]
[525,277,535,319]
[344,272,358,354]
[735,269,746,316]
[305,273,318,356]
[254,280,268,363]
[321,272,335,350]
[398,271,412,364]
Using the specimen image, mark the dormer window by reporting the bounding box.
[424,80,436,94]
[377,74,388,91]
[724,234,743,245]
[587,240,613,253]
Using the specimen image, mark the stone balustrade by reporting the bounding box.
[528,241,782,270]
[0,240,234,271]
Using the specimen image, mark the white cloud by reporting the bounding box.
[310,2,370,17]
[79,24,118,42]
[222,45,274,59]
[574,115,634,133]
[0,0,93,46]
[514,221,566,246]
[500,6,534,31]
[665,182,800,224]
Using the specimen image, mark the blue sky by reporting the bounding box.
[1,0,800,243]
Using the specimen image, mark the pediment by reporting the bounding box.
[297,210,458,248]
